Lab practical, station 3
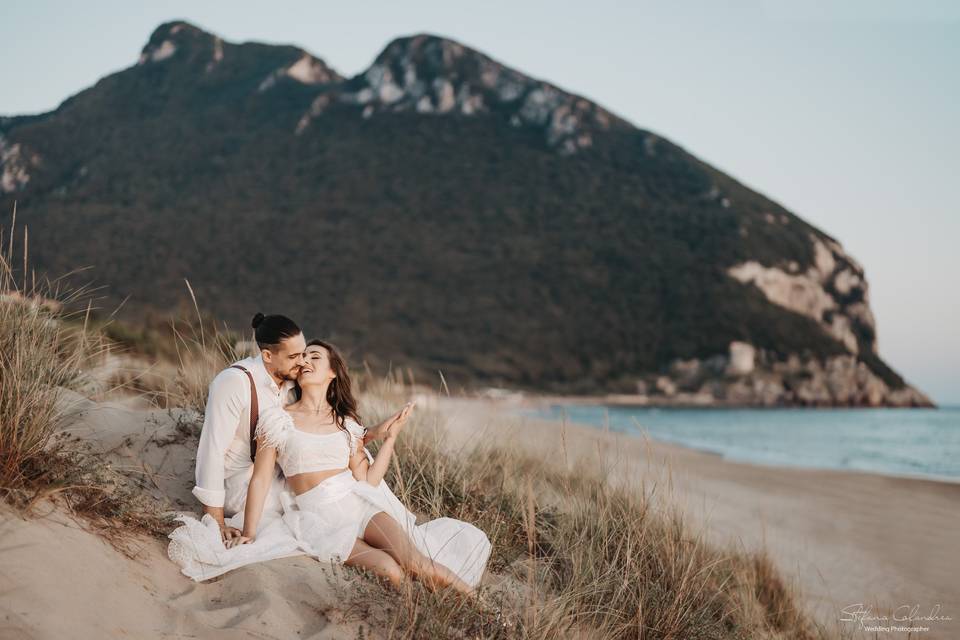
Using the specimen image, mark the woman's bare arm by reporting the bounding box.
[232,442,277,544]
[364,433,398,486]
[348,438,370,482]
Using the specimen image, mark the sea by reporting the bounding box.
[517,404,960,482]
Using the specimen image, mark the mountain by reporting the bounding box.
[0,20,933,406]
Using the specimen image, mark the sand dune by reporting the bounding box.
[3,392,957,638]
[0,396,372,639]
[1,503,368,639]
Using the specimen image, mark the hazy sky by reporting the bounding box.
[2,2,958,403]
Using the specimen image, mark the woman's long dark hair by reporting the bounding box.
[295,338,362,430]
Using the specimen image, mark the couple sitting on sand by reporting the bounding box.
[167,313,491,594]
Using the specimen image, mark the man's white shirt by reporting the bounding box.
[193,354,297,517]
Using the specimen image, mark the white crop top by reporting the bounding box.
[255,405,367,477]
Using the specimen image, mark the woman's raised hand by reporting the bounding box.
[385,401,415,439]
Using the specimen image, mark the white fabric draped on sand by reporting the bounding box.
[168,453,492,586]
[167,506,303,581]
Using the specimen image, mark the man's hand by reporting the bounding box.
[202,505,240,542]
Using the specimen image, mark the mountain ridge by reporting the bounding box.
[0,21,934,406]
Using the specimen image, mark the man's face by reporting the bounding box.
[264,332,307,381]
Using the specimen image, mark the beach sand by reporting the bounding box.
[2,391,957,638]
[0,395,369,640]
[432,395,960,639]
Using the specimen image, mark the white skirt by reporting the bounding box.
[168,471,492,588]
[284,470,492,588]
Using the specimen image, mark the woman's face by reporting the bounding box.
[299,345,336,386]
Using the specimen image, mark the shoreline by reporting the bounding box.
[493,391,941,410]
[498,396,960,486]
[433,394,960,639]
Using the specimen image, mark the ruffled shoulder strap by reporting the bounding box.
[255,405,294,454]
[343,417,367,458]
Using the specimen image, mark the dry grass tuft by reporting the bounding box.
[0,214,98,489]
[161,280,247,418]
[340,378,844,639]
[14,433,176,555]
[1,207,174,554]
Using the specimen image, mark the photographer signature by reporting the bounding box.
[840,603,953,630]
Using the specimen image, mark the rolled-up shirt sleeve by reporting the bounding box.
[192,369,247,507]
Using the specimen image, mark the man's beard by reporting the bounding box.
[281,368,302,382]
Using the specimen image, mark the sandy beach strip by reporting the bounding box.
[432,395,960,639]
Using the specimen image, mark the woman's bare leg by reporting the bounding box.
[362,511,475,596]
[344,537,406,588]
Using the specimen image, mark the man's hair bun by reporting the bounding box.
[251,313,301,350]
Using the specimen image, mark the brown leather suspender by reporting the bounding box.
[230,365,259,462]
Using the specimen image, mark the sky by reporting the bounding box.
[2,1,958,403]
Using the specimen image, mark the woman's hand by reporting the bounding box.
[384,401,415,439]
[224,534,255,548]
[363,404,413,487]
[219,524,242,542]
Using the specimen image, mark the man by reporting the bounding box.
[193,312,307,541]
[193,312,399,542]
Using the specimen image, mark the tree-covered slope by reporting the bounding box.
[0,21,932,405]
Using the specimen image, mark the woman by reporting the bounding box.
[169,339,490,592]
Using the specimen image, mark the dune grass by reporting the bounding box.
[1,271,842,636]
[0,209,174,552]
[2,208,844,637]
[318,376,850,640]
[0,209,94,489]
[159,322,841,638]
[0,229,98,499]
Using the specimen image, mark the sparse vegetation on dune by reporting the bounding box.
[0,211,175,552]
[0,245,91,489]
[1,213,844,638]
[337,379,845,639]
[163,283,247,416]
